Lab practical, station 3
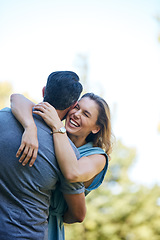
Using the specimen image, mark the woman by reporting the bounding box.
[11,92,113,240]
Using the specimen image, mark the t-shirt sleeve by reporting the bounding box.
[58,174,85,194]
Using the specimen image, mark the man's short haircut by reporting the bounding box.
[43,71,83,110]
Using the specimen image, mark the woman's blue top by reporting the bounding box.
[48,142,108,240]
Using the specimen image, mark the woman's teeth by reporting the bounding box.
[70,119,79,127]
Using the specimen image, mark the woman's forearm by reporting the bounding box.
[10,94,36,129]
[10,94,39,167]
[53,132,80,182]
[33,102,80,181]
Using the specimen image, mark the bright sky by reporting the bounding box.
[0,0,160,186]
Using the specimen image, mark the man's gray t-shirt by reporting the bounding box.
[0,108,84,240]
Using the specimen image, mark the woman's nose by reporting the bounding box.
[74,111,81,119]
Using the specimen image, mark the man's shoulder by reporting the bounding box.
[0,107,23,131]
[0,107,13,120]
[33,114,52,135]
[68,137,80,159]
[0,107,11,113]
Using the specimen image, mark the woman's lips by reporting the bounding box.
[69,118,80,127]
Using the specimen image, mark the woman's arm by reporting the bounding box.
[10,94,38,166]
[33,102,106,183]
[53,134,106,183]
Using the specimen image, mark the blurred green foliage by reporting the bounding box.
[0,81,13,109]
[156,15,160,43]
[65,140,160,240]
[0,81,37,109]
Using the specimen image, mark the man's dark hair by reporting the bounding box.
[43,71,83,110]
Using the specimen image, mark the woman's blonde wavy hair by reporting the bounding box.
[82,93,113,160]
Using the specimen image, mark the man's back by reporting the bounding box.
[0,108,83,240]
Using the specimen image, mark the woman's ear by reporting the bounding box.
[91,126,101,134]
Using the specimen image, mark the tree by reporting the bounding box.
[74,53,89,92]
[0,81,13,109]
[65,140,160,240]
[69,53,160,239]
[0,81,38,110]
[156,15,160,132]
[156,15,160,42]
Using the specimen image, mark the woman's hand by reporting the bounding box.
[33,102,63,131]
[16,124,39,167]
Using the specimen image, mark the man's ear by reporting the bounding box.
[42,86,45,97]
[91,126,101,134]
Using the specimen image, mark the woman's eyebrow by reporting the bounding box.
[84,110,91,116]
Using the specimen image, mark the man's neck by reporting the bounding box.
[56,109,68,120]
[56,106,71,121]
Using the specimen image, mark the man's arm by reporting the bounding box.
[63,192,86,224]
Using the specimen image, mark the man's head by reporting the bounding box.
[43,71,83,110]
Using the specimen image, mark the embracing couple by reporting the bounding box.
[0,71,112,240]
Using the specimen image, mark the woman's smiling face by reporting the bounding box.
[65,97,100,140]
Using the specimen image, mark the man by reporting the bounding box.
[0,71,86,240]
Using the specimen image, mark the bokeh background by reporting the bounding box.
[1,0,160,239]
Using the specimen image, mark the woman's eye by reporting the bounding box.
[84,112,89,117]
